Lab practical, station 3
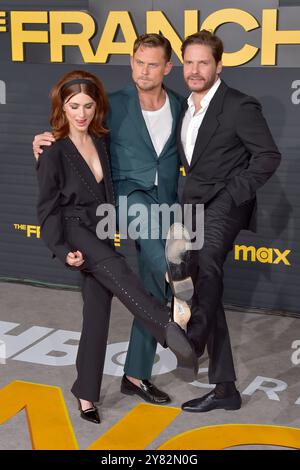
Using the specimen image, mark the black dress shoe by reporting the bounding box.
[77,398,101,424]
[120,375,171,404]
[165,322,198,381]
[165,223,194,301]
[181,390,242,413]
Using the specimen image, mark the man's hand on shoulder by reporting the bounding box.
[33,132,55,160]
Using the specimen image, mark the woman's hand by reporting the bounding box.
[66,250,85,267]
[33,132,55,160]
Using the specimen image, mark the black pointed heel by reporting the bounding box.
[77,398,101,424]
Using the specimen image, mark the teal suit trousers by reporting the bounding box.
[119,188,171,379]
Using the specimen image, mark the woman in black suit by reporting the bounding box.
[36,70,195,424]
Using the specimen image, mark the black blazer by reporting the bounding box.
[177,80,281,223]
[36,136,115,265]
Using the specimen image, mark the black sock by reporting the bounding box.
[214,381,237,398]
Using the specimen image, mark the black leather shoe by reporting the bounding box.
[181,390,242,413]
[77,398,101,424]
[165,223,194,301]
[165,322,198,381]
[121,375,171,404]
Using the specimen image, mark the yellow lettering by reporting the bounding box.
[26,225,40,238]
[0,381,78,449]
[11,11,49,61]
[273,248,291,266]
[147,10,198,62]
[9,8,300,66]
[88,403,181,450]
[49,12,95,62]
[201,8,259,66]
[235,245,256,262]
[184,10,199,38]
[256,247,272,263]
[180,166,186,177]
[114,232,121,247]
[262,9,300,66]
[94,11,137,63]
[158,423,300,450]
[1,382,300,449]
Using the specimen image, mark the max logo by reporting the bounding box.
[235,245,291,265]
[1,381,300,450]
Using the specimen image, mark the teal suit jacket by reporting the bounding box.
[106,84,183,377]
[107,83,183,206]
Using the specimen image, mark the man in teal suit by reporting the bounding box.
[32,34,184,404]
[107,34,184,403]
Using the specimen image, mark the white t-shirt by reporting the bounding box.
[142,94,173,185]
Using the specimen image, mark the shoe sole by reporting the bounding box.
[173,298,191,331]
[166,323,198,382]
[182,397,242,413]
[120,385,136,396]
[182,404,242,413]
[165,234,194,301]
[80,413,101,423]
[171,277,194,301]
[181,406,241,413]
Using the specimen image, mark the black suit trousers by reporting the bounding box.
[187,189,254,384]
[64,219,170,402]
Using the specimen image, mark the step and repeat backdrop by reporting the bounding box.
[0,0,299,314]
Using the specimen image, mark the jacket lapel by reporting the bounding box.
[158,90,178,159]
[177,100,189,172]
[60,137,112,205]
[124,84,156,155]
[92,136,115,205]
[189,81,228,170]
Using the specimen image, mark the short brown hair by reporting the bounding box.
[50,70,108,139]
[181,30,223,64]
[133,33,172,62]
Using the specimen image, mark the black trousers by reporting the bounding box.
[64,219,170,402]
[187,189,254,384]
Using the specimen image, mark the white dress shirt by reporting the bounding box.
[181,78,221,165]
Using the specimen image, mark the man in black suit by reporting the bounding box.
[176,30,281,412]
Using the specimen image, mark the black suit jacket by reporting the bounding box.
[36,136,115,265]
[177,80,281,229]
